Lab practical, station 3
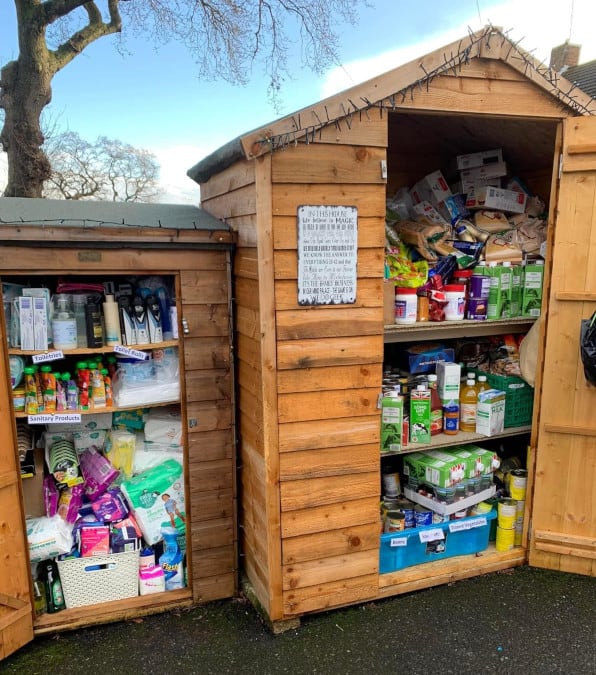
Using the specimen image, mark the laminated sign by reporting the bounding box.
[297,205,358,305]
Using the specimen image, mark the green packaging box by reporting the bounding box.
[409,387,431,444]
[522,261,544,317]
[403,450,467,488]
[466,445,501,476]
[380,393,403,453]
[487,264,512,319]
[509,264,523,318]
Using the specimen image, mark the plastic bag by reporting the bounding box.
[580,311,596,386]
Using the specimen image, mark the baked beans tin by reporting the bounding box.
[414,505,433,527]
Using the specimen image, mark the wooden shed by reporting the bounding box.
[0,199,237,658]
[187,26,596,628]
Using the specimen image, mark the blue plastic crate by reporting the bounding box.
[379,510,497,574]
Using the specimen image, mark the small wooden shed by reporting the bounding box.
[0,199,237,657]
[188,25,596,627]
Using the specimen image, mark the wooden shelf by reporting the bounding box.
[33,588,193,635]
[383,317,536,344]
[15,399,180,418]
[381,424,532,456]
[8,339,179,356]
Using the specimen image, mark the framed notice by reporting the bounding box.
[297,205,358,305]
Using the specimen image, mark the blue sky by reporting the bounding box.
[1,0,594,202]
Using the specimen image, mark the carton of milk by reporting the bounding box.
[475,390,506,436]
[409,387,431,445]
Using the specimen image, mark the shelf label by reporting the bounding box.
[418,528,445,543]
[297,205,358,306]
[390,538,408,547]
[448,517,487,533]
[113,345,149,360]
[28,413,82,425]
[32,350,64,364]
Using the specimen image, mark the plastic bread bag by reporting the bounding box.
[580,311,596,387]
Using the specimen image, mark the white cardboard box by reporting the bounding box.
[436,361,461,405]
[410,170,452,206]
[460,161,508,182]
[476,389,506,436]
[18,296,34,350]
[456,148,503,171]
[33,297,48,350]
[465,186,527,214]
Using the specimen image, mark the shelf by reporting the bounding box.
[8,339,179,356]
[383,317,536,343]
[15,399,180,418]
[381,424,532,456]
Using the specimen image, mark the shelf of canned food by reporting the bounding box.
[383,317,535,344]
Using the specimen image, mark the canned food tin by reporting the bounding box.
[414,506,433,527]
[508,469,528,500]
[384,510,406,532]
[495,525,515,551]
[497,498,517,529]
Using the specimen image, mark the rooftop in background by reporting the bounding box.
[0,198,227,231]
[550,39,596,99]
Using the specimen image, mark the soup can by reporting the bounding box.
[497,498,517,529]
[385,511,406,533]
[495,525,515,551]
[508,469,528,501]
[414,505,433,527]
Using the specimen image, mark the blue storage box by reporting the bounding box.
[379,510,496,573]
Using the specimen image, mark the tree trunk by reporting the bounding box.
[0,11,53,198]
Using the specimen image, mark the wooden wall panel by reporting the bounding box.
[275,277,383,311]
[279,444,378,481]
[278,416,380,453]
[282,523,380,565]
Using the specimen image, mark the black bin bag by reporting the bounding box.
[580,311,596,386]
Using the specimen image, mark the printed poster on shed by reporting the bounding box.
[297,205,358,306]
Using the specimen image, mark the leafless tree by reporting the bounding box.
[0,1,359,198]
[43,131,161,202]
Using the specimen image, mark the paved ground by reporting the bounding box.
[2,565,595,674]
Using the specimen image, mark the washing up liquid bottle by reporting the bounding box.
[40,560,65,613]
[159,527,185,591]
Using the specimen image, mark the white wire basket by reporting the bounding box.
[57,550,139,608]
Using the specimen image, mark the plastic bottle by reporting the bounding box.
[103,368,113,407]
[146,294,164,344]
[51,294,78,350]
[90,361,106,408]
[476,374,490,397]
[85,299,104,347]
[459,378,478,432]
[159,527,185,591]
[40,560,65,613]
[102,294,122,346]
[40,365,56,413]
[132,296,150,345]
[169,300,179,339]
[64,372,78,410]
[426,374,443,435]
[394,287,418,324]
[76,361,90,409]
[72,294,88,348]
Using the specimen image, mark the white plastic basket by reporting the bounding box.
[57,550,139,608]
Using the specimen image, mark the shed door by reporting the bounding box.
[529,117,596,575]
[0,316,34,659]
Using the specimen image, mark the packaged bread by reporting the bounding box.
[484,234,523,263]
[473,210,511,233]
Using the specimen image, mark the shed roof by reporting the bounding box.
[0,197,229,231]
[187,25,596,185]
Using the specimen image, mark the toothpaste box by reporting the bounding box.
[33,296,48,350]
[476,389,506,436]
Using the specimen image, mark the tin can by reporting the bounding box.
[433,512,450,524]
[382,470,401,499]
[414,505,433,527]
[508,469,528,500]
[384,510,406,532]
[469,501,493,516]
[497,498,517,529]
[495,525,515,551]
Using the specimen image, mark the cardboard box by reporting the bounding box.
[22,447,45,518]
[436,361,461,405]
[439,193,470,223]
[460,161,508,182]
[456,148,503,171]
[380,393,404,453]
[522,261,544,317]
[409,388,431,445]
[18,296,34,350]
[410,170,452,206]
[487,264,512,320]
[33,296,48,350]
[466,186,527,214]
[413,201,449,226]
[466,445,501,475]
[403,449,467,487]
[476,389,506,436]
[455,176,502,194]
[400,343,455,374]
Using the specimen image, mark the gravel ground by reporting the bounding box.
[2,565,595,675]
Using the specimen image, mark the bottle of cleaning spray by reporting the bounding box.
[159,527,185,591]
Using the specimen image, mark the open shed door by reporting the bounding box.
[0,317,34,659]
[529,117,596,575]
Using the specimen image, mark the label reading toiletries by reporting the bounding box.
[114,345,149,360]
[28,413,81,425]
[32,351,64,364]
[297,205,358,306]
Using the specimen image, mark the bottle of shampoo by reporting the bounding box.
[102,294,121,346]
[85,299,104,348]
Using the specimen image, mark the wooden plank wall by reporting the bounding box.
[529,118,596,575]
[181,252,237,602]
[199,162,279,609]
[270,109,388,617]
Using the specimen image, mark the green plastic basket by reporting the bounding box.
[476,370,534,427]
